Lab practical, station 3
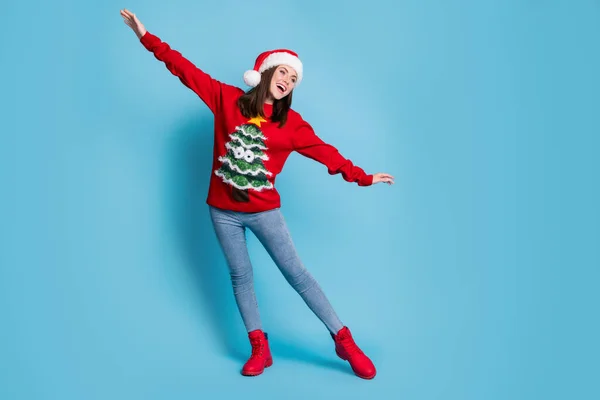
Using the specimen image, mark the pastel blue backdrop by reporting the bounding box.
[1,1,598,399]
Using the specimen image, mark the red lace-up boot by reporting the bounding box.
[331,326,376,379]
[241,330,273,376]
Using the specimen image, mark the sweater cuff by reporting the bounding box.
[360,174,374,186]
[139,31,155,50]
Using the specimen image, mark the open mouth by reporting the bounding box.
[276,83,286,94]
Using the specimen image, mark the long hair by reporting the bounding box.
[237,66,293,128]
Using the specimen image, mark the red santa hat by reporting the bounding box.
[243,49,303,87]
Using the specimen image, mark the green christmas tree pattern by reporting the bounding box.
[214,123,273,191]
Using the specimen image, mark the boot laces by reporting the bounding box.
[250,338,264,357]
[340,336,364,357]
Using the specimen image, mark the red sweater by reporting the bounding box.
[140,32,373,212]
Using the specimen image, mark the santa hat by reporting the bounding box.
[243,49,303,87]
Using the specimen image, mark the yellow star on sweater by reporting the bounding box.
[248,116,267,127]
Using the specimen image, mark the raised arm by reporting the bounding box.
[120,9,238,113]
[293,121,394,186]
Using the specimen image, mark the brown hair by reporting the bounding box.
[237,66,293,128]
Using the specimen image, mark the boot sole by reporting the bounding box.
[355,371,376,380]
[241,358,273,376]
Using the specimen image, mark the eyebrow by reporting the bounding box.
[280,66,297,79]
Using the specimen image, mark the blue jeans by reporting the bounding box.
[209,206,344,334]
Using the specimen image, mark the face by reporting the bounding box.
[268,65,298,101]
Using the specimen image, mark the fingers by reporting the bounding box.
[121,15,133,28]
[374,172,395,185]
[120,9,144,35]
[120,9,136,22]
[120,10,131,22]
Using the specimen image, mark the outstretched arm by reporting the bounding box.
[120,9,238,113]
[293,122,394,186]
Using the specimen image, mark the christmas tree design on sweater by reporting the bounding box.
[215,117,273,200]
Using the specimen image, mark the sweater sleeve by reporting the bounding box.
[139,31,241,114]
[292,120,373,186]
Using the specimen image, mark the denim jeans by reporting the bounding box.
[209,205,344,334]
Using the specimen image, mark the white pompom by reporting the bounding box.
[243,70,261,87]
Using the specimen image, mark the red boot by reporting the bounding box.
[241,330,273,376]
[332,326,376,379]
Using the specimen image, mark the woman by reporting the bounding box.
[120,9,394,379]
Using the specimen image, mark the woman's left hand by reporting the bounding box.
[373,173,394,185]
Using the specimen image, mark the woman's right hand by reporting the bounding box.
[120,9,147,39]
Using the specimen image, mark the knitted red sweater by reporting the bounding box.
[141,32,373,212]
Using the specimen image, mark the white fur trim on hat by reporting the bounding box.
[259,52,303,84]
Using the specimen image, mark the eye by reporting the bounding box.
[243,149,255,163]
[292,78,296,83]
[233,146,245,159]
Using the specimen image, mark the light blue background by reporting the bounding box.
[1,0,598,399]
